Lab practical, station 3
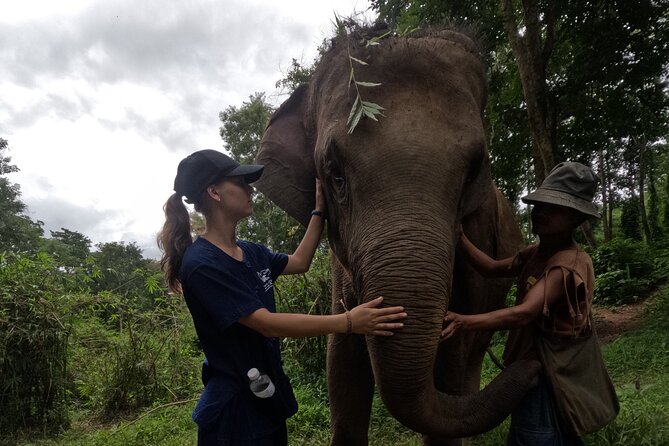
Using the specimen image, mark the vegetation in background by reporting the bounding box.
[0,138,45,253]
[590,237,669,305]
[0,252,70,436]
[16,257,669,446]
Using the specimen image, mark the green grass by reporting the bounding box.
[585,288,669,446]
[15,287,669,446]
[19,404,198,446]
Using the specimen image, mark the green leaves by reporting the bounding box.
[346,97,386,134]
[364,30,392,46]
[355,81,382,88]
[219,92,273,165]
[345,71,386,133]
[349,55,368,66]
[0,252,70,434]
[337,18,392,135]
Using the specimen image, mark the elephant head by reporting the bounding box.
[256,27,540,441]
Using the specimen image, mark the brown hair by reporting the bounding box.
[157,193,194,293]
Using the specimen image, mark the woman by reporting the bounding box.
[157,149,406,445]
[442,162,617,445]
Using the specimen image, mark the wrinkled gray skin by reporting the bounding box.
[255,28,540,445]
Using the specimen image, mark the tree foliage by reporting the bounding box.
[219,92,274,165]
[0,252,70,434]
[89,242,157,301]
[0,139,44,253]
[275,57,315,94]
[40,228,92,270]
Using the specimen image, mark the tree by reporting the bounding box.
[0,138,43,253]
[90,241,150,298]
[40,228,91,270]
[219,92,274,165]
[621,197,642,240]
[500,0,560,183]
[275,57,315,94]
[661,146,669,231]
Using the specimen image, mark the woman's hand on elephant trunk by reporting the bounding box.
[441,311,465,340]
[349,296,407,336]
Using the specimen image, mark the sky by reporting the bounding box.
[1,0,375,259]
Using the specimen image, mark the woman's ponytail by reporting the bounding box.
[157,193,193,293]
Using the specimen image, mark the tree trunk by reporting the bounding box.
[647,148,660,237]
[598,148,611,242]
[638,143,652,242]
[502,0,559,183]
[664,158,669,228]
[607,154,615,238]
[580,220,598,248]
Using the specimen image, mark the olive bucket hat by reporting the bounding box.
[521,162,601,218]
[173,149,264,203]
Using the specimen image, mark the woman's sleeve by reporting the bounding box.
[257,244,289,280]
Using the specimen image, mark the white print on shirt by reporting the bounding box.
[257,268,273,292]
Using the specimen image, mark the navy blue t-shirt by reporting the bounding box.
[180,237,296,442]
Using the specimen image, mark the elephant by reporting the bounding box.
[255,25,541,445]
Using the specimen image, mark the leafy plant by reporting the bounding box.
[0,252,70,436]
[275,250,331,382]
[66,292,201,420]
[591,238,661,305]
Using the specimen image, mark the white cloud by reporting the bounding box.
[2,0,375,259]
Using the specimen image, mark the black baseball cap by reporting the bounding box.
[173,149,264,203]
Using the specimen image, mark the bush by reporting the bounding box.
[620,198,642,240]
[274,250,331,382]
[67,292,201,420]
[591,238,659,305]
[0,252,70,436]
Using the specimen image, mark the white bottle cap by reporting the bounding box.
[247,368,260,380]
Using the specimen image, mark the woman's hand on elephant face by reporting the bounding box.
[315,178,326,213]
[350,296,407,336]
[441,311,465,340]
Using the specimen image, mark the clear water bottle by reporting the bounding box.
[247,368,275,398]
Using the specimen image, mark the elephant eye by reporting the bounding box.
[329,167,347,204]
[324,139,347,203]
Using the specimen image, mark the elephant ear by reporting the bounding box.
[459,151,494,218]
[254,84,315,227]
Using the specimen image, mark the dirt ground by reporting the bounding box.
[593,297,652,344]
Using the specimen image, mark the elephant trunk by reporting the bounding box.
[353,213,540,438]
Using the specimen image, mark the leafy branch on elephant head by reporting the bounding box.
[334,18,422,135]
[333,17,422,134]
[333,15,390,134]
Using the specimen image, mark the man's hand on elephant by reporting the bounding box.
[350,296,407,336]
[441,311,464,340]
